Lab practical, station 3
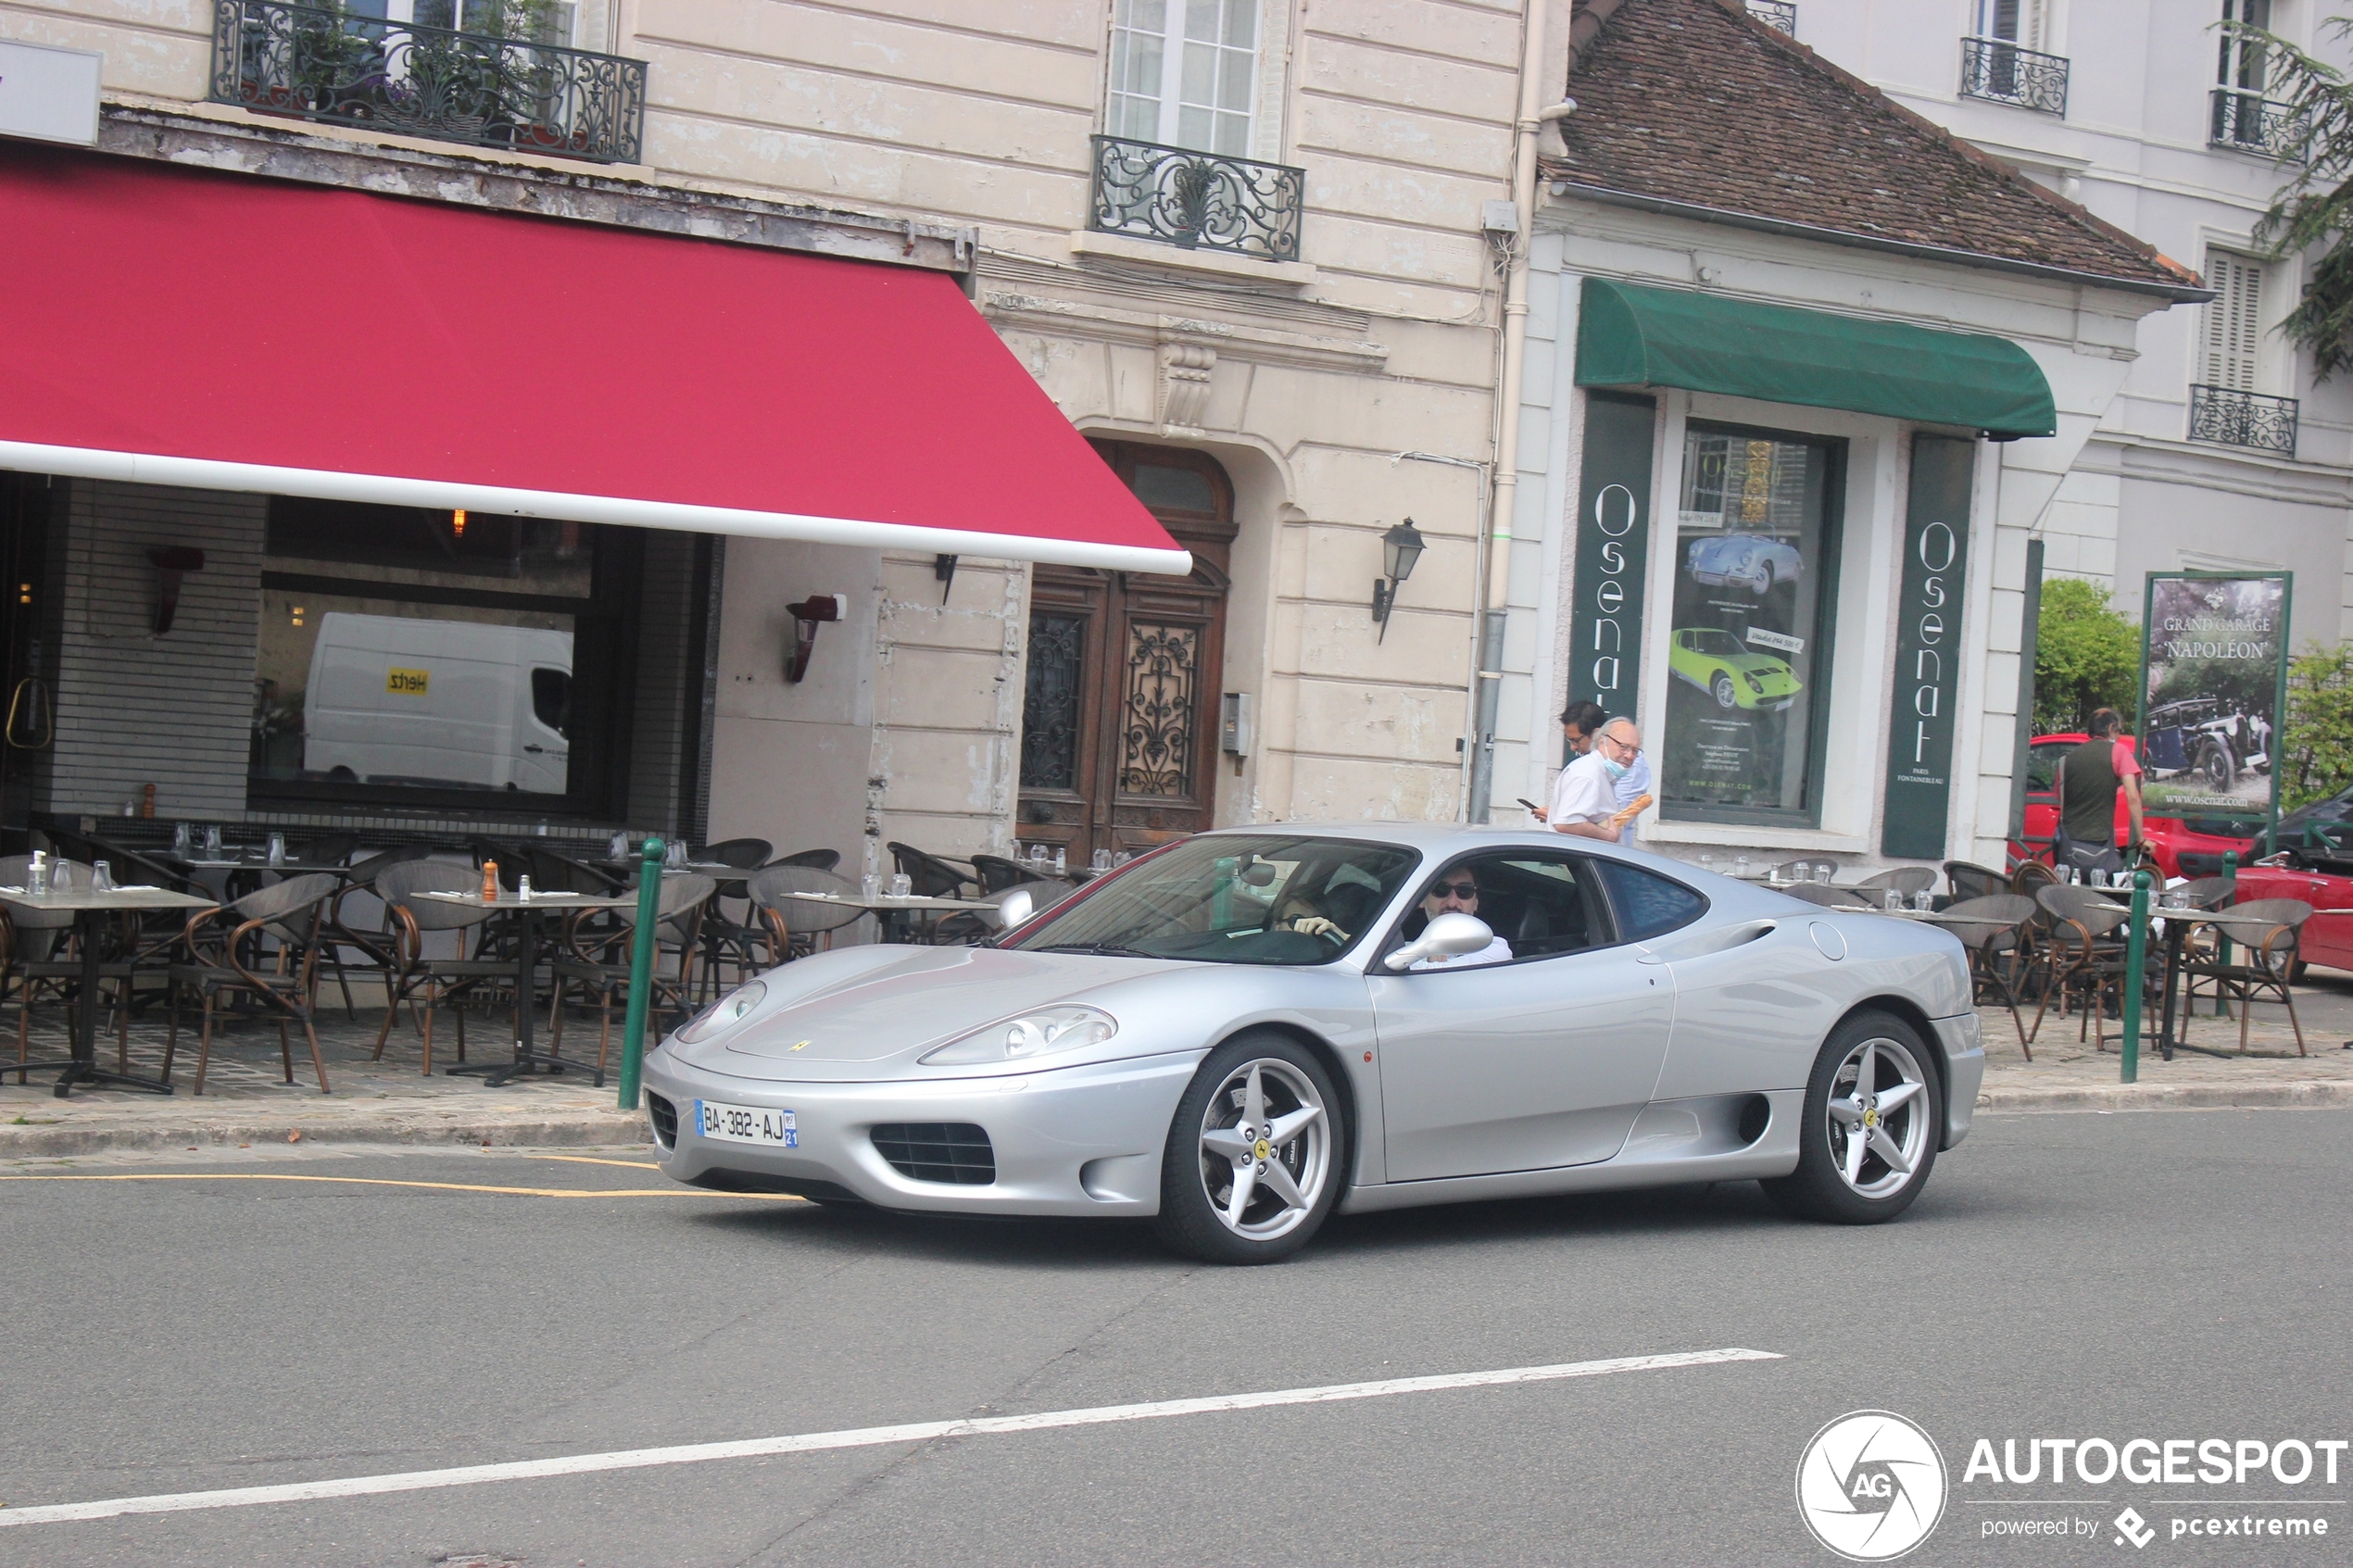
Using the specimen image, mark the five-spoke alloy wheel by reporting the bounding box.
[1764,1010,1942,1224]
[1156,1031,1343,1263]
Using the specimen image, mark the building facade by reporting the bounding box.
[1789,0,2353,650]
[0,0,1574,871]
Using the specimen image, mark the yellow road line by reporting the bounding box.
[0,1173,802,1200]
[534,1154,662,1171]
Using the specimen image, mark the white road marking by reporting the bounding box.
[0,1347,1780,1528]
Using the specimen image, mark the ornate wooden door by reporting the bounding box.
[1017,444,1235,865]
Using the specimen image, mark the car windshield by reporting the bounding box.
[1690,629,1743,657]
[1008,834,1419,965]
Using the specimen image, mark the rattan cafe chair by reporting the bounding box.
[2183,897,2312,1055]
[2028,884,2134,1050]
[369,860,510,1075]
[741,865,863,970]
[887,841,981,899]
[165,872,341,1095]
[547,872,715,1085]
[1940,894,2038,1053]
[1945,860,2009,903]
[1856,866,1938,897]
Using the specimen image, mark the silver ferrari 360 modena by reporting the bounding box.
[642,824,1983,1263]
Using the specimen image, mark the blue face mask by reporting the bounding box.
[1602,754,1629,781]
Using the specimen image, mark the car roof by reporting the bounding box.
[1196,820,1667,867]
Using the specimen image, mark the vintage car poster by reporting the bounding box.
[2136,572,2289,826]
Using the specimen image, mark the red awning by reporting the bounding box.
[0,144,1188,574]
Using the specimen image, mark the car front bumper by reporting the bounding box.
[642,1047,1204,1216]
[1931,1010,1984,1149]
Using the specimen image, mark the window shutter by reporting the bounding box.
[2203,253,2265,391]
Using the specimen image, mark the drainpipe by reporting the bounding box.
[1473,0,1576,822]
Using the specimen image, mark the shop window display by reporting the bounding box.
[1663,425,1843,823]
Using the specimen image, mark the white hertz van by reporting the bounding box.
[301,611,573,794]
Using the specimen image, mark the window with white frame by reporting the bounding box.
[2202,251,2269,391]
[1973,0,2054,51]
[2219,0,2272,93]
[1107,0,1260,156]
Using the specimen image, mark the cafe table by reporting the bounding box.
[782,889,985,945]
[0,884,217,1097]
[414,888,636,1085]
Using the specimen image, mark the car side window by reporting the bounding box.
[2024,742,2071,795]
[1593,859,1707,942]
[1389,851,1613,965]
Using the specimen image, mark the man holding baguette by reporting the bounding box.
[1546,717,1650,841]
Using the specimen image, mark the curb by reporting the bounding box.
[0,1110,648,1159]
[1976,1081,2353,1114]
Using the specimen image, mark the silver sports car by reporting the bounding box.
[642,825,1983,1263]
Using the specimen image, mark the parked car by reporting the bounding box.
[1669,626,1803,711]
[1686,533,1804,596]
[2141,696,2271,794]
[644,824,1982,1263]
[301,611,573,793]
[2236,785,2353,972]
[2012,732,2257,879]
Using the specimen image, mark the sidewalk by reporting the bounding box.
[3,975,2348,1160]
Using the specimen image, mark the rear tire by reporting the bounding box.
[1762,1010,1941,1224]
[1155,1030,1344,1264]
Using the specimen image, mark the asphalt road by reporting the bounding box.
[0,1110,2347,1567]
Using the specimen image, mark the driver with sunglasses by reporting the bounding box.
[1404,870,1514,971]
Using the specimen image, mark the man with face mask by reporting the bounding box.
[1548,718,1644,841]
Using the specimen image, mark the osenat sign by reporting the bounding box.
[1567,393,1657,736]
[1881,435,1973,859]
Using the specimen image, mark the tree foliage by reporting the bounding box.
[2237,19,2353,378]
[2032,577,2140,734]
[2283,640,2353,809]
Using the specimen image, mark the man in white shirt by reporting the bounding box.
[1548,718,1642,841]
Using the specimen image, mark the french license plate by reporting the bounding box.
[694,1099,797,1148]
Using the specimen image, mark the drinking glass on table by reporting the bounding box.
[91,860,114,894]
[171,822,193,857]
[1091,848,1112,874]
[1885,889,1904,912]
[666,840,687,870]
[1815,864,1832,885]
[1733,855,1751,880]
[1913,889,1933,912]
[266,833,286,867]
[202,824,223,858]
[610,832,629,861]
[861,873,880,898]
[888,872,912,898]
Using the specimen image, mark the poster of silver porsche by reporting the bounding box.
[643,825,1982,1263]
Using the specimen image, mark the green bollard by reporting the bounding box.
[616,836,664,1113]
[2120,868,2150,1085]
[2216,849,2238,1017]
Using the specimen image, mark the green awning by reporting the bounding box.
[1575,278,2057,440]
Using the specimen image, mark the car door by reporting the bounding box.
[1368,851,1673,1181]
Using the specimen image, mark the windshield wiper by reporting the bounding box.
[1032,941,1156,959]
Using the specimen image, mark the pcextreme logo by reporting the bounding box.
[1796,1410,1949,1562]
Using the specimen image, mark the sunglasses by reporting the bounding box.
[1429,881,1480,899]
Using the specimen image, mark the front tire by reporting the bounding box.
[1763,1010,1941,1224]
[1712,672,1739,709]
[1155,1031,1344,1264]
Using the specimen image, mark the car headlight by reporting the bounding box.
[920,1005,1117,1066]
[673,980,768,1044]
[1745,671,1765,690]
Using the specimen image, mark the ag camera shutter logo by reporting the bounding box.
[1796,1410,1947,1561]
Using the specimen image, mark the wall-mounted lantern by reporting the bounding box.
[1369,518,1425,642]
[785,594,847,683]
[147,546,206,635]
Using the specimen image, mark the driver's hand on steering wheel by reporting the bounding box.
[1288,915,1350,941]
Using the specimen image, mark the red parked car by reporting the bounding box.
[2234,785,2353,973]
[2013,732,2259,880]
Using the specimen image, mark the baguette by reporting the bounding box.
[1605,792,1655,830]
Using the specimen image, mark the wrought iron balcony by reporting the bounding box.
[1745,1,1795,35]
[1088,134,1305,264]
[209,0,648,165]
[2210,87,2306,160]
[2189,384,2298,457]
[1960,36,2069,116]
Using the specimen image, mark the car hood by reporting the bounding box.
[1729,654,1794,678]
[659,944,1219,1083]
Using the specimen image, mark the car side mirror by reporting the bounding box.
[984,887,1034,932]
[1384,912,1493,972]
